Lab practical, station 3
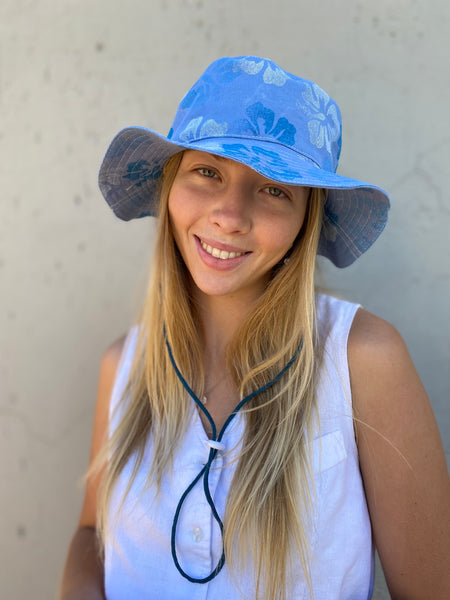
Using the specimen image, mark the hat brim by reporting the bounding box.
[99,127,389,268]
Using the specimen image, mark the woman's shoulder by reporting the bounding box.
[348,307,405,358]
[347,309,415,410]
[314,291,405,355]
[101,327,139,374]
[94,334,129,419]
[102,334,127,368]
[348,307,413,418]
[78,333,128,529]
[315,293,404,353]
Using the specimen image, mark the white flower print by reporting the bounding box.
[263,65,287,87]
[235,57,264,75]
[234,58,287,86]
[200,119,229,137]
[301,83,340,154]
[178,118,228,142]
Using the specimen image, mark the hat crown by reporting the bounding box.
[168,56,342,173]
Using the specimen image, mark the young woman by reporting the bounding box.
[60,56,450,600]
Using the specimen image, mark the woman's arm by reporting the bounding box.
[349,309,450,600]
[59,336,126,600]
[59,527,105,600]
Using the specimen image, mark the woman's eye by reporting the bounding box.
[265,186,285,198]
[198,168,217,178]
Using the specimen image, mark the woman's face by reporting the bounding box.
[168,151,309,303]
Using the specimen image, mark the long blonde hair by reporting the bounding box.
[96,152,326,599]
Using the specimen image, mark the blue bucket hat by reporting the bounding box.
[99,56,389,268]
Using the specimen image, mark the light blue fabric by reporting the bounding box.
[104,294,374,599]
[98,56,389,268]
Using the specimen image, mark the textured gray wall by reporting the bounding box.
[1,1,448,598]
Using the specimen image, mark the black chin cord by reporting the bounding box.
[164,336,302,583]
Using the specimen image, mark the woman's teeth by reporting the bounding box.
[200,240,245,260]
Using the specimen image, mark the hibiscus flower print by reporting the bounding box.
[237,102,296,146]
[234,57,288,87]
[301,83,341,157]
[262,64,287,86]
[177,117,228,143]
[122,160,162,187]
[234,57,265,75]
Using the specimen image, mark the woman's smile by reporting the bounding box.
[198,237,248,260]
[193,235,251,273]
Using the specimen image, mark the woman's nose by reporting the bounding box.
[208,185,252,234]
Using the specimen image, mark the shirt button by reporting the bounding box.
[192,527,203,542]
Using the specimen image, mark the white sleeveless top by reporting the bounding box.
[105,294,374,599]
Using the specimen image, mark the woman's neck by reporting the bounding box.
[194,290,257,360]
[193,292,254,433]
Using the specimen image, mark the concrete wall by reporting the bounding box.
[1,1,448,598]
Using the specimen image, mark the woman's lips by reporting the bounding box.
[199,239,246,260]
[195,236,251,268]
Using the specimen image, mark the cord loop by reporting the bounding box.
[164,334,302,583]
